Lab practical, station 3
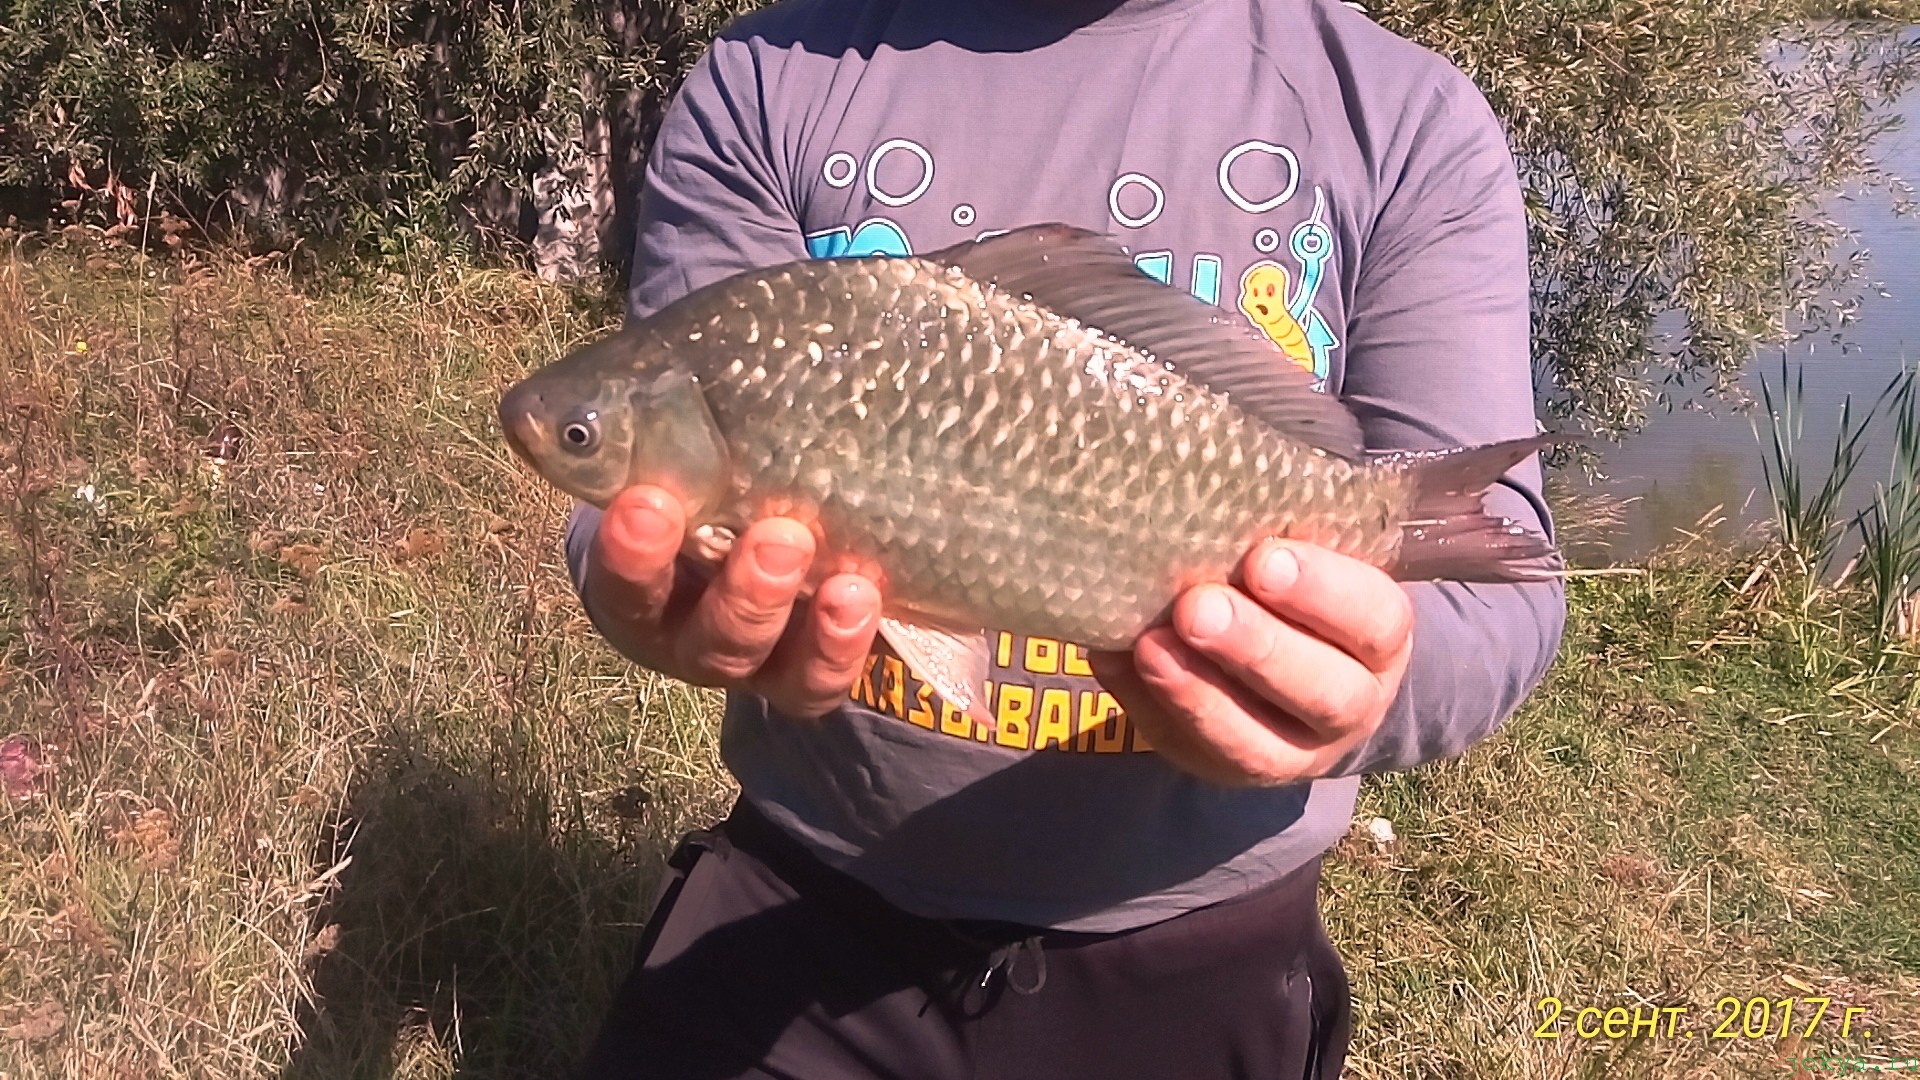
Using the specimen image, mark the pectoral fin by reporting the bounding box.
[878,617,997,732]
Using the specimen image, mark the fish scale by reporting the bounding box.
[636,255,1404,650]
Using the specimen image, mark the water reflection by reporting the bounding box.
[1562,45,1919,565]
[1561,449,1763,567]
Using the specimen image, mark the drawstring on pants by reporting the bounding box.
[981,935,1048,996]
[922,928,1050,1017]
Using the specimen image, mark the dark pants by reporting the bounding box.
[577,799,1350,1080]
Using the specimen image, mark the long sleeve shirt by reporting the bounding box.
[566,0,1566,931]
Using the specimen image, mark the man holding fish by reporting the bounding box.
[503,0,1568,1074]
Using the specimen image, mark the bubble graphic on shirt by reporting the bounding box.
[1219,140,1300,214]
[952,204,976,227]
[1107,173,1164,229]
[1253,228,1281,254]
[1293,221,1328,260]
[823,152,858,189]
[865,139,934,208]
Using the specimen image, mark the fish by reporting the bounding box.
[499,224,1559,729]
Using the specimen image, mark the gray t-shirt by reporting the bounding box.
[568,0,1566,932]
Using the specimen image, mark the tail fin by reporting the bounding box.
[1379,435,1564,583]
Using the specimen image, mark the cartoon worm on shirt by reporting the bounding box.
[1238,263,1317,374]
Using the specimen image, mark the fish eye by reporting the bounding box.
[560,411,600,453]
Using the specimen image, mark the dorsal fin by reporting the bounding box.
[926,225,1364,460]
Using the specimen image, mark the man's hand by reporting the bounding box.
[583,485,884,718]
[1092,540,1413,787]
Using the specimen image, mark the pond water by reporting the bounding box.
[1562,64,1920,566]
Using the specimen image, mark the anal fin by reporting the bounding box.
[878,617,997,732]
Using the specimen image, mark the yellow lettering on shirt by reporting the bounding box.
[1062,642,1094,677]
[851,654,880,709]
[994,684,1034,750]
[1077,691,1127,753]
[878,655,907,719]
[937,696,974,739]
[1023,636,1061,675]
[1034,688,1075,749]
[845,639,1154,754]
[907,679,937,729]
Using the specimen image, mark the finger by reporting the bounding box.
[756,573,884,718]
[1173,584,1388,741]
[676,517,816,684]
[585,486,687,625]
[1085,646,1250,786]
[1242,541,1414,673]
[1127,630,1326,786]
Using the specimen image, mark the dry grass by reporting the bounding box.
[0,235,1914,1078]
[0,234,730,1078]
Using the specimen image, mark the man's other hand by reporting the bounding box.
[1092,540,1413,787]
[583,486,884,719]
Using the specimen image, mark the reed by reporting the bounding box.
[1752,353,1879,591]
[1851,365,1920,650]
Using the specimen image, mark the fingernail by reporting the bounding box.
[754,540,808,578]
[620,504,674,550]
[1185,589,1233,642]
[1256,546,1300,593]
[821,586,873,633]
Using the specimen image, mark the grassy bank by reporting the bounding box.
[0,241,1914,1079]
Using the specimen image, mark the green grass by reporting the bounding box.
[1330,543,1919,1077]
[1,238,1915,1079]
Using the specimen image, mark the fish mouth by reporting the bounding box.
[497,384,546,468]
